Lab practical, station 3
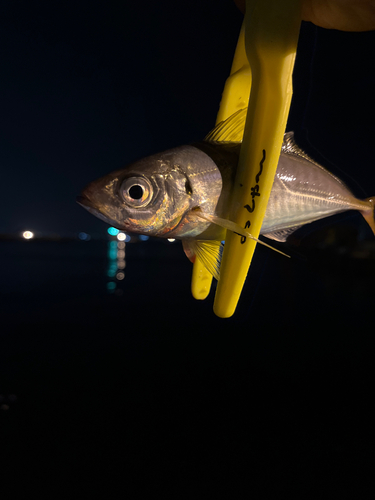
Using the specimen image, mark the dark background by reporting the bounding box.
[1,0,375,496]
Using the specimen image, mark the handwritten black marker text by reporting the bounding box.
[241,149,266,244]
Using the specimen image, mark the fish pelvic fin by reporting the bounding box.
[191,210,290,259]
[182,210,290,280]
[361,197,375,236]
[182,239,223,281]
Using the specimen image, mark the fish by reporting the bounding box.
[77,108,375,280]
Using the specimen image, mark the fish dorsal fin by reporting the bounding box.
[182,239,223,281]
[282,131,322,167]
[282,132,352,187]
[262,225,304,242]
[204,108,247,143]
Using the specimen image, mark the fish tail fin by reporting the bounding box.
[361,197,375,236]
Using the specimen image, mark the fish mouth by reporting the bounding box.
[76,194,102,216]
[76,195,115,226]
[76,195,95,209]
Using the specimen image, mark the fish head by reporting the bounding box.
[77,147,196,237]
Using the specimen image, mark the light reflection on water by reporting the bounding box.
[106,237,126,293]
[105,234,177,294]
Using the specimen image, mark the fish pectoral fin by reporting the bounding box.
[182,239,223,281]
[261,225,304,242]
[191,211,290,258]
[204,108,247,143]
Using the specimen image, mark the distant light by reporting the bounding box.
[107,262,118,277]
[117,261,126,269]
[125,234,131,242]
[108,252,117,261]
[78,232,90,241]
[117,232,126,241]
[22,231,34,240]
[117,250,125,259]
[167,238,175,243]
[108,248,117,259]
[116,272,125,280]
[108,227,119,236]
[117,241,125,249]
[139,235,149,241]
[106,282,116,291]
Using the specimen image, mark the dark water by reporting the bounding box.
[1,237,374,496]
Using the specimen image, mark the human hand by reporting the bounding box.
[233,0,375,32]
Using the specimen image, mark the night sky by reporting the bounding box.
[1,0,374,238]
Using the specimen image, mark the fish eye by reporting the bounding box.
[120,176,153,208]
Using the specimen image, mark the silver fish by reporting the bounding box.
[78,109,375,279]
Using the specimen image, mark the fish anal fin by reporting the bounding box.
[261,225,304,242]
[182,239,223,281]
